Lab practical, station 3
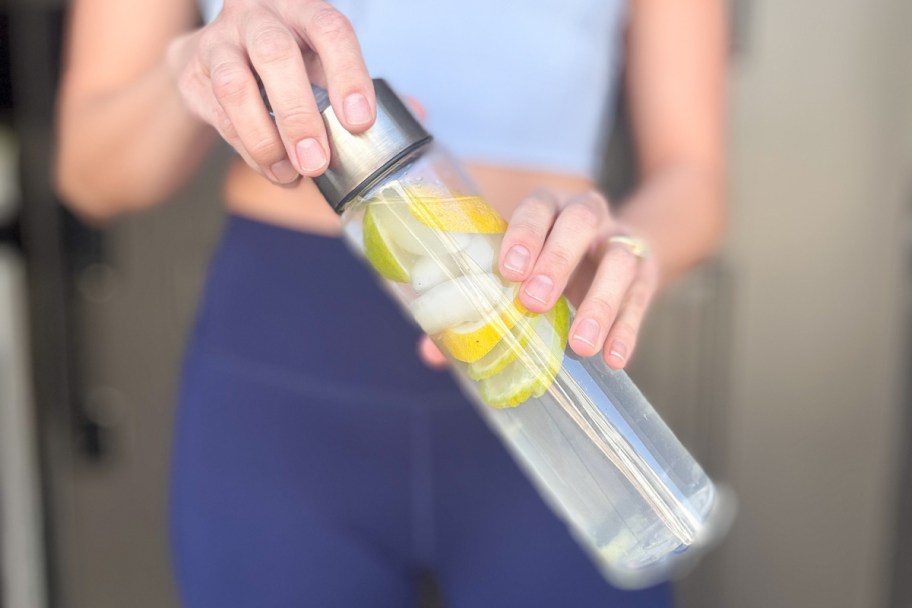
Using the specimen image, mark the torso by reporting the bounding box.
[207,0,626,231]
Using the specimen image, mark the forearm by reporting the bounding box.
[619,0,728,286]
[616,161,726,285]
[56,50,215,221]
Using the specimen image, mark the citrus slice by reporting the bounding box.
[437,298,532,363]
[363,204,415,282]
[468,307,547,380]
[410,273,508,335]
[438,318,510,363]
[530,297,571,398]
[478,298,570,408]
[405,186,507,234]
[366,188,472,256]
[472,296,569,382]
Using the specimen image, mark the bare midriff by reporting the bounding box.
[223,158,595,235]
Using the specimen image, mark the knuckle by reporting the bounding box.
[506,220,545,248]
[273,106,321,134]
[249,25,297,64]
[210,63,250,103]
[626,287,652,312]
[613,319,639,339]
[562,199,600,230]
[332,58,369,86]
[196,28,220,53]
[574,190,608,210]
[522,195,556,222]
[583,293,616,322]
[217,112,238,144]
[246,135,284,162]
[310,7,354,41]
[215,111,237,140]
[216,1,240,19]
[542,245,574,275]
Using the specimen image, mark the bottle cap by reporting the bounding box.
[311,79,431,212]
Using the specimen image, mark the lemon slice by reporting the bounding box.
[437,298,532,363]
[478,298,570,408]
[405,186,507,234]
[467,305,554,380]
[438,318,510,363]
[366,188,473,256]
[363,204,415,282]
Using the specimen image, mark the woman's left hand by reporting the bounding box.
[419,189,660,370]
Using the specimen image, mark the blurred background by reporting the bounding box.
[2,0,912,607]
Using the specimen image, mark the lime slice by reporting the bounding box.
[406,188,508,234]
[530,297,570,398]
[363,204,415,282]
[366,188,472,256]
[478,298,570,408]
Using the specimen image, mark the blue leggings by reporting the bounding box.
[170,215,672,607]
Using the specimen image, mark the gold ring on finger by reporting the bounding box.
[607,235,651,260]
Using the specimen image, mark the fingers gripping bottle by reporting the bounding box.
[310,80,734,588]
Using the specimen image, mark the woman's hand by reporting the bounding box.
[501,189,659,368]
[420,189,660,370]
[168,0,374,184]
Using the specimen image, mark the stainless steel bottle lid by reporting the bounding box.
[311,79,431,212]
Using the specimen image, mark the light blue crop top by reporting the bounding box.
[199,0,628,178]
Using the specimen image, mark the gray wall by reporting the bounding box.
[689,1,912,606]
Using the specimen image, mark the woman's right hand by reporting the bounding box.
[167,0,374,185]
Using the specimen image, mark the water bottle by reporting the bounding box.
[307,79,733,589]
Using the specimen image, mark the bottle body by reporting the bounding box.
[340,143,729,588]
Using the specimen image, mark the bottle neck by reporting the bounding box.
[313,79,432,213]
[331,139,433,215]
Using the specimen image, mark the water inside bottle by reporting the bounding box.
[468,351,716,587]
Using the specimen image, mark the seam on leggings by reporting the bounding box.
[189,341,465,410]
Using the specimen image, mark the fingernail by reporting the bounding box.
[503,245,530,275]
[269,159,298,183]
[296,138,327,173]
[608,340,628,366]
[524,275,553,304]
[572,318,600,348]
[344,93,372,126]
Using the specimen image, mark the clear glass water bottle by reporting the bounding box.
[310,79,734,589]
